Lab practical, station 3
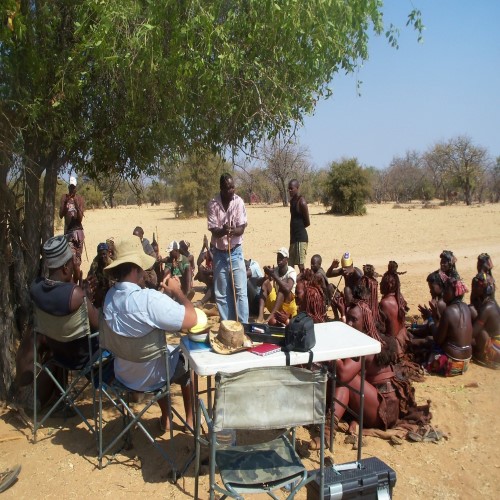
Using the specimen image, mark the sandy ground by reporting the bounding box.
[1,201,499,499]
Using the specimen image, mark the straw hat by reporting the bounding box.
[104,236,156,271]
[209,320,253,355]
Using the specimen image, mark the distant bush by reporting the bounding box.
[422,202,439,209]
[324,158,369,215]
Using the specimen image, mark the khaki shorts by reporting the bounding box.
[288,242,308,267]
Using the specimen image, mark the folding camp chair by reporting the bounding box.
[194,366,327,500]
[33,299,99,443]
[97,314,191,481]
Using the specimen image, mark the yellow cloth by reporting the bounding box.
[265,287,298,318]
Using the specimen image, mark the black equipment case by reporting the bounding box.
[311,457,396,499]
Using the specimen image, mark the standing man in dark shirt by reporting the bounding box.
[288,179,310,273]
[59,176,85,283]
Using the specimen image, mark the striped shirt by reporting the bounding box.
[207,193,247,251]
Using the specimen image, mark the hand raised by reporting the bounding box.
[161,275,182,295]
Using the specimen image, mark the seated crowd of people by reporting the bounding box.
[17,224,498,449]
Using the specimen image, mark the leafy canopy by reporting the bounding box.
[1,1,424,181]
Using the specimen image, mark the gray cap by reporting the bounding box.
[167,240,180,252]
[43,235,73,269]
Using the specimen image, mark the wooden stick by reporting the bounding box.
[0,435,23,443]
[227,234,239,322]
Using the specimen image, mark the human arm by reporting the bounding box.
[210,221,246,238]
[196,250,206,267]
[71,284,98,331]
[472,303,497,340]
[298,196,310,228]
[420,301,448,346]
[332,292,346,319]
[183,261,192,294]
[59,194,69,219]
[274,276,294,296]
[160,276,197,330]
[74,194,85,223]
[335,358,363,384]
[264,266,294,295]
[326,259,341,278]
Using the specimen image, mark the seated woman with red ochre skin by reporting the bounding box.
[309,298,428,449]
[295,269,327,323]
[379,261,409,357]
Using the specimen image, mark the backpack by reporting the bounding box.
[282,312,315,367]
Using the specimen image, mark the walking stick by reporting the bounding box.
[335,274,343,291]
[83,238,89,262]
[227,230,239,323]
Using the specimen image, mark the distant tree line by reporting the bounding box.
[69,134,498,217]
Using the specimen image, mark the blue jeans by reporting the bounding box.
[213,245,249,323]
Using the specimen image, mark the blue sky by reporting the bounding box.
[298,0,500,170]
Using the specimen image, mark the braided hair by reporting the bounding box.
[380,261,409,322]
[297,269,327,323]
[440,250,460,279]
[361,264,381,324]
[426,270,444,287]
[347,294,384,344]
[477,253,494,275]
[348,298,402,368]
[472,272,493,296]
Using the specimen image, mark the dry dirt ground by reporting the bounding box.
[1,201,499,499]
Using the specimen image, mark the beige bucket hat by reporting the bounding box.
[104,236,156,272]
[209,320,253,354]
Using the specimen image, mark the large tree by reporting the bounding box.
[263,139,311,206]
[171,153,228,216]
[423,136,488,205]
[442,136,488,206]
[385,151,432,202]
[0,1,423,399]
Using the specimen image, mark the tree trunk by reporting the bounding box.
[0,154,24,400]
[464,182,472,206]
[0,147,59,400]
[0,167,17,400]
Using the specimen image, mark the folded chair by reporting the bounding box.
[97,314,190,481]
[33,299,99,443]
[194,366,327,500]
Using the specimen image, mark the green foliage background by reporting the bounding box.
[324,158,371,215]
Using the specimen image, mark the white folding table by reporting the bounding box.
[180,321,381,465]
